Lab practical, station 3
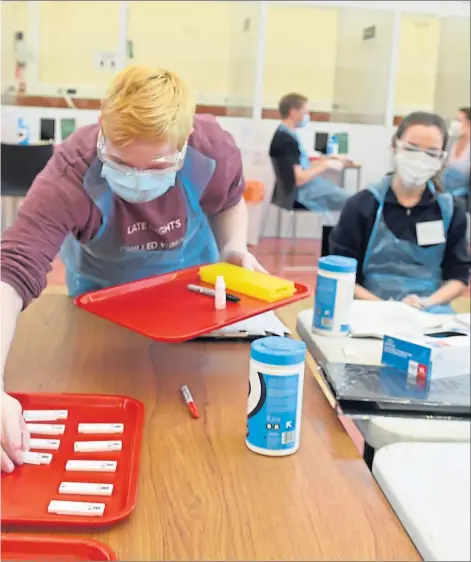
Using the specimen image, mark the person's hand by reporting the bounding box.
[1,391,30,473]
[329,154,353,166]
[402,294,425,309]
[221,248,268,273]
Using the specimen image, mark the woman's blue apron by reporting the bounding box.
[362,177,455,314]
[60,146,220,296]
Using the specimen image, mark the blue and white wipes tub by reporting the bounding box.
[313,255,357,337]
[246,337,307,457]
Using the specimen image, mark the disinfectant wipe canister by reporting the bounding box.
[313,255,357,337]
[247,337,307,457]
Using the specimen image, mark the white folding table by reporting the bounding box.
[373,441,471,562]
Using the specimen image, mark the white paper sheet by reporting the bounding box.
[349,301,445,339]
[204,311,290,338]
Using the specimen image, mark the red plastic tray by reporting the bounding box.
[1,393,144,528]
[1,534,116,560]
[74,266,311,343]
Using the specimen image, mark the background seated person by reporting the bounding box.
[269,93,350,214]
[330,111,470,314]
[444,106,470,211]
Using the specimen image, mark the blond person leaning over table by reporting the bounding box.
[0,65,266,473]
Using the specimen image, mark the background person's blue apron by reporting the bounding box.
[443,164,470,199]
[60,146,220,296]
[362,177,455,314]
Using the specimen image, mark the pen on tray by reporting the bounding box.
[187,284,240,303]
[181,385,200,419]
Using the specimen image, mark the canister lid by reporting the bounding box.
[251,336,307,366]
[319,255,357,273]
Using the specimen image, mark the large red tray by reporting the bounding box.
[0,534,116,561]
[74,266,311,343]
[1,393,144,528]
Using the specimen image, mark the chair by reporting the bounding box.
[269,156,310,243]
[1,142,54,232]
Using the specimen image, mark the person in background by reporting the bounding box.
[269,93,350,213]
[330,111,470,313]
[444,106,470,210]
[0,65,265,473]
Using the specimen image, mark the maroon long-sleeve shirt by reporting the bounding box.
[1,115,244,307]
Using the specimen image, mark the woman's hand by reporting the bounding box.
[221,248,267,273]
[402,294,425,309]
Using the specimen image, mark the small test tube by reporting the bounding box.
[74,440,122,453]
[26,424,65,436]
[65,460,117,473]
[48,500,105,517]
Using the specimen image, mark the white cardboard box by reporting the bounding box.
[382,333,470,381]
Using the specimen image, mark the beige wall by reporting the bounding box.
[227,1,261,111]
[331,8,394,123]
[128,1,233,105]
[1,2,469,117]
[38,1,121,88]
[434,16,471,118]
[1,0,28,90]
[262,5,339,110]
[395,14,441,114]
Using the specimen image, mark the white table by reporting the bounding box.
[373,442,471,562]
[297,309,471,452]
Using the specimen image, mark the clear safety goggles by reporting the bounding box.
[396,139,446,161]
[97,131,187,175]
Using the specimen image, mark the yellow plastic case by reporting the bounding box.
[199,263,296,303]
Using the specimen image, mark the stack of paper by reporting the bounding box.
[202,311,290,339]
[349,301,445,339]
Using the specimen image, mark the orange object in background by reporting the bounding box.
[243,180,265,203]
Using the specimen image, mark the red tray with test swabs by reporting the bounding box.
[73,265,311,343]
[0,534,116,560]
[1,392,144,528]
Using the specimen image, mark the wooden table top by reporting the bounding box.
[3,295,419,561]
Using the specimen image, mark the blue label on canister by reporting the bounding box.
[313,275,338,332]
[247,368,299,451]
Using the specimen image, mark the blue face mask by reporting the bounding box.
[101,163,177,204]
[296,114,310,129]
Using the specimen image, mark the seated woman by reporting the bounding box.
[444,106,470,210]
[330,111,470,314]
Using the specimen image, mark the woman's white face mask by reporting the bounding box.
[394,148,443,190]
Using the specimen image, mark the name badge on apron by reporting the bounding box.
[416,220,446,246]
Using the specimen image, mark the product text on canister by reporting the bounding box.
[313,255,357,337]
[246,337,307,457]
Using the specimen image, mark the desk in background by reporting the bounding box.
[3,295,419,561]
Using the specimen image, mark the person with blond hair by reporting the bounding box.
[0,65,264,473]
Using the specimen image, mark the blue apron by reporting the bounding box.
[277,124,349,215]
[363,177,455,314]
[443,141,470,199]
[443,165,470,199]
[60,146,220,297]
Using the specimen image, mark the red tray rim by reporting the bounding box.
[73,266,312,343]
[2,392,144,529]
[0,533,117,560]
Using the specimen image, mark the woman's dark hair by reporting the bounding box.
[392,111,449,192]
[458,106,471,122]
